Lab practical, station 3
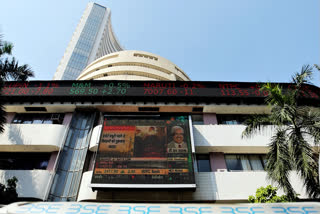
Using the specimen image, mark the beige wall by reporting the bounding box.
[77,50,190,81]
[193,124,272,153]
[77,171,308,202]
[0,124,66,152]
[0,170,52,200]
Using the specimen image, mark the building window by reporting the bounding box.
[0,153,51,170]
[217,114,248,125]
[12,113,64,124]
[217,114,270,125]
[133,53,158,61]
[191,114,204,125]
[225,154,266,171]
[196,154,211,172]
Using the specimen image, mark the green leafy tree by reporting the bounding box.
[248,185,293,203]
[242,65,320,200]
[0,35,34,133]
[0,176,18,204]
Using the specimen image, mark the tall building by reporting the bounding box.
[53,2,123,80]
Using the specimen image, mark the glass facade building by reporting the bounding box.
[53,3,123,80]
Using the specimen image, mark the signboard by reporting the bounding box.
[2,80,320,99]
[2,202,320,214]
[91,115,195,188]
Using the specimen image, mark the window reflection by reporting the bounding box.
[217,114,248,125]
[62,4,105,80]
[196,154,211,172]
[225,154,266,171]
[48,112,95,201]
[12,113,64,124]
[0,152,50,170]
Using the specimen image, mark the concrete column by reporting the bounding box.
[203,113,218,125]
[5,112,15,123]
[47,152,58,171]
[88,153,95,171]
[209,152,227,172]
[63,113,73,125]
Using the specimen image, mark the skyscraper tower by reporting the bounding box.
[53,2,123,80]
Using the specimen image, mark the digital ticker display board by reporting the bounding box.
[3,80,320,99]
[90,115,196,188]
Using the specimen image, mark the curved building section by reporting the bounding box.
[77,50,190,81]
[93,10,123,61]
[53,3,123,80]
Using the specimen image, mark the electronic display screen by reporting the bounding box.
[91,115,195,188]
[2,80,320,100]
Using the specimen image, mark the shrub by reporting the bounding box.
[0,177,18,204]
[248,185,295,203]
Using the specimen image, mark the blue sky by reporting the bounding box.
[0,0,319,84]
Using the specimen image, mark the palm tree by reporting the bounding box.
[0,35,34,133]
[242,65,320,200]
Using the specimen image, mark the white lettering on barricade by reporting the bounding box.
[0,202,319,214]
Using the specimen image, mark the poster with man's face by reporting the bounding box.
[91,115,195,187]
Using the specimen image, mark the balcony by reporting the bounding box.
[77,171,307,201]
[193,125,273,153]
[193,171,307,201]
[0,170,52,200]
[0,124,66,152]
[89,125,101,151]
[77,171,97,201]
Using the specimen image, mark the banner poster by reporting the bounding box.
[91,115,195,186]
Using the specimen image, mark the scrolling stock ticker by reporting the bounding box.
[2,81,320,99]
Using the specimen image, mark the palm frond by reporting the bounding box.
[270,104,295,125]
[261,83,286,107]
[0,77,6,132]
[267,129,296,199]
[288,130,320,198]
[0,57,34,81]
[291,65,313,100]
[0,35,34,134]
[0,41,13,56]
[0,103,6,133]
[292,65,313,87]
[242,115,272,138]
[298,108,320,144]
[0,34,13,56]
